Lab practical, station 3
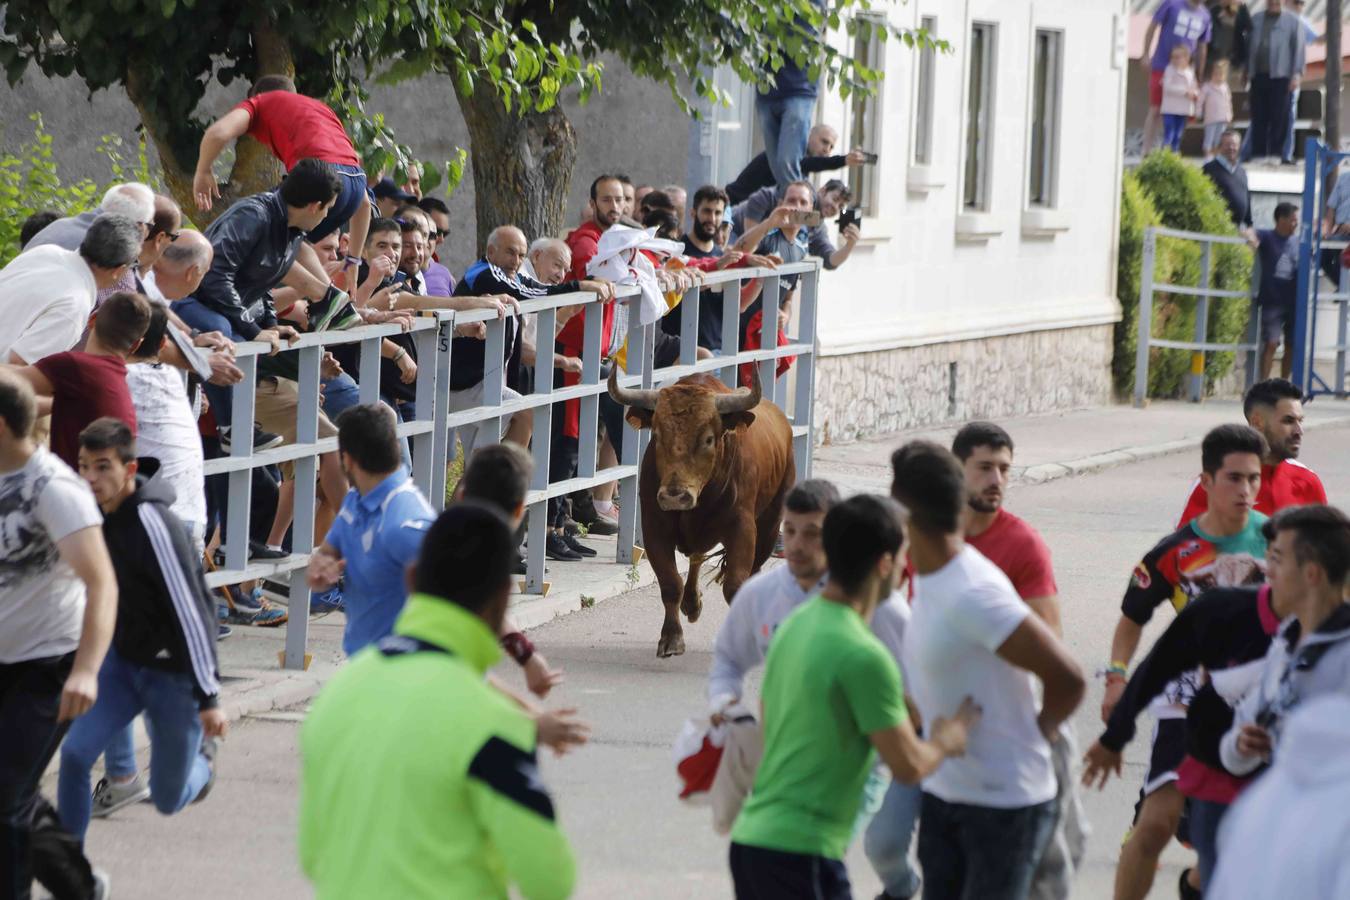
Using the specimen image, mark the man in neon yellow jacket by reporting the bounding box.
[298,503,576,899]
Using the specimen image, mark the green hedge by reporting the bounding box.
[1114,151,1253,398]
[0,113,156,268]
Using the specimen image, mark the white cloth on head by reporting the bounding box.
[586,225,683,327]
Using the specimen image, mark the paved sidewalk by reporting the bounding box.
[85,396,1350,772]
[814,397,1350,495]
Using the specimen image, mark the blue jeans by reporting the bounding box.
[57,649,210,842]
[322,372,361,421]
[308,164,370,242]
[755,94,815,188]
[917,793,1057,900]
[1162,114,1187,152]
[172,299,241,431]
[1282,89,1299,162]
[1187,797,1229,891]
[102,724,137,780]
[863,779,923,899]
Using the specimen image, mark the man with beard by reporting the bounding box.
[1177,378,1326,525]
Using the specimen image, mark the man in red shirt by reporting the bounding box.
[4,291,151,468]
[192,75,373,283]
[1176,378,1326,526]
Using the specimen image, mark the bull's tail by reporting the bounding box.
[705,547,729,585]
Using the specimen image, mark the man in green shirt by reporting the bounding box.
[730,494,980,899]
[298,503,576,900]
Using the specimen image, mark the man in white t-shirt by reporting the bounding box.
[0,372,117,899]
[0,215,142,366]
[891,440,1085,900]
[706,478,921,899]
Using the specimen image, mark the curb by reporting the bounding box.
[1015,415,1350,487]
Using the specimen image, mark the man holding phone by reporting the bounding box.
[725,122,875,204]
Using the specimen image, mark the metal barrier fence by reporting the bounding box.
[206,259,821,669]
[1133,225,1260,408]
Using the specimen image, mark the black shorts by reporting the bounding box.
[653,331,681,369]
[1143,718,1187,797]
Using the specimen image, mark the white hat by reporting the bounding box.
[587,225,684,274]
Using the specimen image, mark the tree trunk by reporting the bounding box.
[125,19,294,229]
[456,81,578,256]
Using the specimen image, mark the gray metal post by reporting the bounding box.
[720,272,743,388]
[1338,268,1349,396]
[525,307,557,595]
[794,267,820,481]
[429,316,453,510]
[577,299,602,478]
[1134,229,1157,408]
[283,344,321,670]
[616,306,648,565]
[358,334,383,405]
[1190,241,1212,402]
[481,316,507,453]
[410,324,438,496]
[223,353,257,573]
[679,282,700,367]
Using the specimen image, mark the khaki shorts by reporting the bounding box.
[255,377,337,480]
[448,381,522,457]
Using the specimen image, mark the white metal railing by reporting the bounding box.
[207,259,821,668]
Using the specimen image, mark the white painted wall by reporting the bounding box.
[805,0,1130,358]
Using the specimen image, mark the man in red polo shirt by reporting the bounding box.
[1176,378,1326,526]
[192,75,373,283]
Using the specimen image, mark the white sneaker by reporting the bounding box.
[91,774,150,818]
[93,868,112,899]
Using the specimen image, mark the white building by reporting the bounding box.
[697,0,1131,442]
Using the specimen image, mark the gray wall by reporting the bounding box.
[0,56,693,272]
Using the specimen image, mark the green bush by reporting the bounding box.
[0,113,157,267]
[1117,150,1253,399]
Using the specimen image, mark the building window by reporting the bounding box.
[848,15,885,216]
[1028,29,1063,208]
[963,22,997,211]
[913,15,938,166]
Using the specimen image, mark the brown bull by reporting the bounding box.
[608,369,795,657]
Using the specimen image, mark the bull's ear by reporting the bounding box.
[626,408,654,430]
[720,411,756,432]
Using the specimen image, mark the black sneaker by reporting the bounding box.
[248,540,289,560]
[562,534,597,557]
[1178,869,1201,900]
[219,423,284,453]
[309,287,362,332]
[545,533,581,561]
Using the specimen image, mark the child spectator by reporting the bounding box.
[1161,44,1200,153]
[1198,60,1234,159]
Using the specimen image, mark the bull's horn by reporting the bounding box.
[607,367,660,410]
[714,369,761,414]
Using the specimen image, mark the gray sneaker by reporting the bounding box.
[93,868,112,900]
[91,775,149,818]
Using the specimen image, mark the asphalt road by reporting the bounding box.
[72,423,1350,900]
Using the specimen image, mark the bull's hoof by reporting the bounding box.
[657,633,686,658]
[680,590,703,623]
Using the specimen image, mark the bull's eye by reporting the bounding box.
[703,434,714,448]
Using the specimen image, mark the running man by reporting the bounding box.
[893,441,1084,900]
[1100,424,1268,900]
[194,75,373,273]
[57,419,225,844]
[729,494,978,900]
[300,503,576,899]
[1176,378,1327,524]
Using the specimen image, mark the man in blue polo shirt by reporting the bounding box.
[306,403,435,656]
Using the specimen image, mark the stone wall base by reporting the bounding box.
[813,324,1116,444]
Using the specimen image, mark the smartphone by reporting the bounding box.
[392,270,409,285]
[859,151,879,164]
[787,210,823,227]
[837,207,862,232]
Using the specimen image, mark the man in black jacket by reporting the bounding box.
[725,124,867,205]
[1202,131,1254,236]
[56,418,226,846]
[1081,581,1288,896]
[172,158,350,451]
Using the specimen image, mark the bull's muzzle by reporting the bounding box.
[656,486,698,511]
